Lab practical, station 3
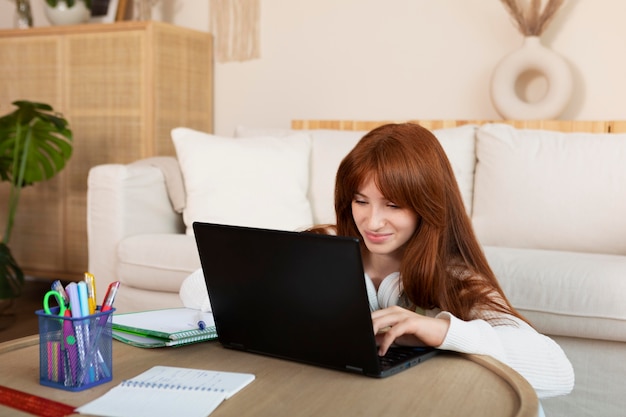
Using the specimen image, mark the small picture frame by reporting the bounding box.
[90,0,127,23]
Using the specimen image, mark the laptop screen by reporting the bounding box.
[193,222,383,373]
[193,222,437,377]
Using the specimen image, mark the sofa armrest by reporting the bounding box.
[87,157,185,299]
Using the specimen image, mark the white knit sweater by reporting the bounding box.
[364,272,575,399]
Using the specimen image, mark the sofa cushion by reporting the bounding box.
[432,125,477,216]
[130,157,186,213]
[172,127,314,235]
[473,123,626,255]
[117,234,200,292]
[484,246,626,343]
[236,126,367,224]
[236,124,477,223]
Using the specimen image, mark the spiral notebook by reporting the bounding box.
[76,366,255,417]
[112,308,217,348]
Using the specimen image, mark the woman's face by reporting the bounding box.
[351,178,418,258]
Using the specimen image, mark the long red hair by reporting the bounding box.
[330,123,526,322]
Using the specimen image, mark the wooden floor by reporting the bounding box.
[0,277,56,343]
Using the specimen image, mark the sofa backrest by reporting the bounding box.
[290,119,626,255]
[236,124,477,225]
[472,123,626,256]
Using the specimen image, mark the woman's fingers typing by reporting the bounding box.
[371,306,450,355]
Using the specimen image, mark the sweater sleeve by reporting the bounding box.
[435,311,575,399]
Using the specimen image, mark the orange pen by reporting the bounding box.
[84,272,97,315]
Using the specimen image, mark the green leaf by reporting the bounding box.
[0,100,72,187]
[0,100,72,298]
[0,100,73,268]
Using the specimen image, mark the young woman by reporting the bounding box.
[309,123,574,399]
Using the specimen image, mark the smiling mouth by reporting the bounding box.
[364,232,391,244]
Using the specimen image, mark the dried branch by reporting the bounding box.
[499,0,566,36]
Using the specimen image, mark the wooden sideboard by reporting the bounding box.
[0,21,213,281]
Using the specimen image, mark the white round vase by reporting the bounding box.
[44,0,90,26]
[490,36,573,119]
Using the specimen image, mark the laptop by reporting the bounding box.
[192,222,438,378]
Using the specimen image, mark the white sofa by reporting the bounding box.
[87,120,626,417]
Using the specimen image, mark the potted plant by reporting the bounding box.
[0,101,73,302]
[44,0,92,25]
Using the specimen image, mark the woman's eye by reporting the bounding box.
[353,199,367,205]
[387,203,400,209]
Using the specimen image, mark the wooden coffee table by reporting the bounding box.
[0,335,537,417]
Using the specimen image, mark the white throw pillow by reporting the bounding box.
[473,123,626,255]
[235,126,367,224]
[305,130,368,224]
[172,127,313,235]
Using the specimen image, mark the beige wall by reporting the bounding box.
[2,0,625,135]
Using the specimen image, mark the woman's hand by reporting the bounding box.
[371,306,450,356]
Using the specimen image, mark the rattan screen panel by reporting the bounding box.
[0,22,213,280]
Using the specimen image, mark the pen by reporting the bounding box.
[66,282,82,320]
[66,283,87,372]
[101,281,120,312]
[62,309,78,386]
[67,282,94,384]
[84,273,97,315]
[92,281,120,380]
[196,311,207,331]
[51,280,69,307]
[77,282,90,317]
[77,281,96,383]
[46,341,63,383]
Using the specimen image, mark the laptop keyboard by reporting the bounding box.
[379,346,430,369]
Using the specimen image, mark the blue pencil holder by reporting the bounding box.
[36,306,115,391]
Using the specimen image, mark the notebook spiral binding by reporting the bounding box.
[121,380,226,392]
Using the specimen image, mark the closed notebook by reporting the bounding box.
[112,330,216,348]
[112,308,217,348]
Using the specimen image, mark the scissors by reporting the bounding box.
[43,289,78,385]
[43,290,68,317]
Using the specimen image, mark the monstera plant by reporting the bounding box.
[0,101,72,300]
